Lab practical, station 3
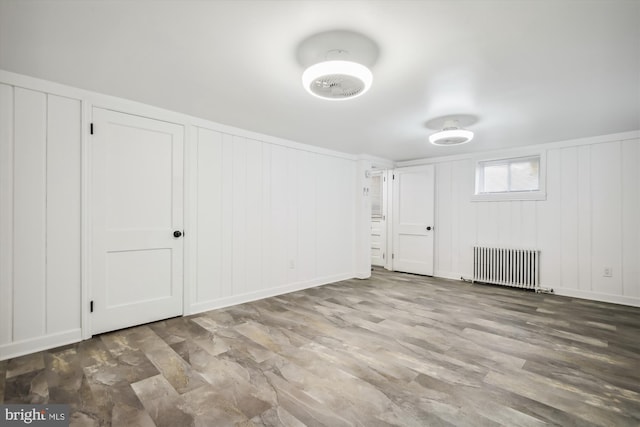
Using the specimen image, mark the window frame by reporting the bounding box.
[472,151,547,202]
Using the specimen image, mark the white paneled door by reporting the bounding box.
[91,108,184,335]
[392,166,435,275]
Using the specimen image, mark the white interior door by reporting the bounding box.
[91,108,184,335]
[392,166,435,275]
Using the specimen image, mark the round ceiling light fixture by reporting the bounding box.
[302,59,373,101]
[297,30,378,102]
[429,119,474,146]
[302,47,373,101]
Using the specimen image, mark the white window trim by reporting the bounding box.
[472,151,547,202]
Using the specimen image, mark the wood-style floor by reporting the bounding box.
[1,269,639,426]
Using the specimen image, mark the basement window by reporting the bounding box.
[473,153,546,201]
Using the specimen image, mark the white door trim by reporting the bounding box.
[391,165,435,275]
[81,100,91,339]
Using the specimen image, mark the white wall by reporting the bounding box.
[405,133,640,307]
[0,83,83,359]
[187,126,357,314]
[0,70,363,360]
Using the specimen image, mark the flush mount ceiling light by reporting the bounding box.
[302,56,373,101]
[429,119,474,146]
[297,31,378,101]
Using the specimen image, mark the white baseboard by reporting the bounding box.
[188,273,355,315]
[0,329,82,361]
[0,274,356,360]
[433,271,468,281]
[435,270,640,308]
[355,270,372,279]
[552,288,640,308]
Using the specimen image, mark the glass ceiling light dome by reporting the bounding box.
[429,119,474,146]
[302,58,373,101]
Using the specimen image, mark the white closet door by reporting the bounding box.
[91,108,184,335]
[392,166,435,276]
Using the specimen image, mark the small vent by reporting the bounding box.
[309,73,365,99]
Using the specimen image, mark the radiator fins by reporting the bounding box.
[473,246,540,290]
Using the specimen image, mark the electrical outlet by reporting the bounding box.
[603,267,612,277]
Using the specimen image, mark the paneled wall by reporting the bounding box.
[429,136,640,306]
[0,70,362,360]
[0,84,82,359]
[189,126,356,313]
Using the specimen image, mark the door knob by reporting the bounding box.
[173,230,183,238]
[426,226,432,231]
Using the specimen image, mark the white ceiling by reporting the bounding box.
[1,0,638,162]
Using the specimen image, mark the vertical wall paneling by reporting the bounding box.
[270,144,289,287]
[476,202,495,245]
[577,145,592,292]
[423,135,640,306]
[448,163,461,273]
[0,84,13,345]
[520,201,537,248]
[316,155,353,277]
[496,202,511,246]
[621,139,640,298]
[354,159,372,278]
[195,128,223,302]
[435,162,453,275]
[315,155,332,277]
[453,160,475,277]
[0,81,83,359]
[46,95,81,334]
[190,130,357,312]
[245,139,263,294]
[232,135,247,295]
[509,202,523,247]
[261,143,273,291]
[221,134,234,298]
[446,162,461,275]
[1,71,361,359]
[560,146,579,290]
[537,148,562,289]
[13,88,47,341]
[286,149,299,284]
[590,142,623,295]
[297,150,317,282]
[335,157,356,275]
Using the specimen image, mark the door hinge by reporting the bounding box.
[90,123,94,135]
[392,174,395,180]
[392,253,395,259]
[382,253,385,260]
[90,300,94,313]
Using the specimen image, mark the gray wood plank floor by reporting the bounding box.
[1,268,639,426]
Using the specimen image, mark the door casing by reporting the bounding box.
[391,165,435,276]
[89,107,184,335]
